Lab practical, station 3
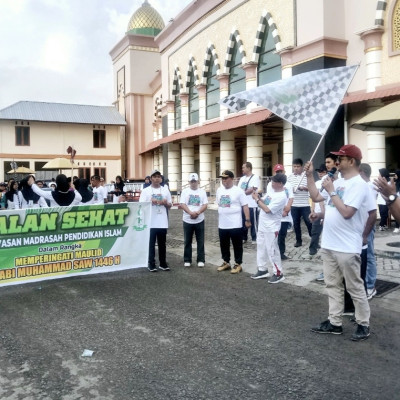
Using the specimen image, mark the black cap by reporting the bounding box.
[220,170,234,178]
[316,164,327,172]
[271,174,287,185]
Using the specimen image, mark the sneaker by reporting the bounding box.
[367,287,377,300]
[311,320,343,335]
[351,324,370,341]
[217,262,231,272]
[393,228,399,234]
[251,269,269,279]
[231,264,242,274]
[316,272,324,281]
[148,264,158,272]
[159,265,170,271]
[281,254,289,260]
[197,262,205,267]
[184,262,191,267]
[378,226,385,231]
[268,274,285,284]
[309,248,317,256]
[294,241,302,247]
[251,241,257,245]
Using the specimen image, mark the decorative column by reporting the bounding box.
[220,130,235,171]
[217,74,229,120]
[246,124,263,178]
[158,148,163,174]
[167,143,180,193]
[283,120,293,171]
[181,139,195,182]
[153,149,160,171]
[197,84,206,126]
[199,136,212,183]
[165,100,175,136]
[152,122,158,142]
[243,62,258,113]
[180,93,189,131]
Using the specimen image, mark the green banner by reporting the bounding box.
[0,202,151,287]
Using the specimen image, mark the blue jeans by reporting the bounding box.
[183,221,205,263]
[365,227,377,290]
[242,208,257,241]
[291,206,312,243]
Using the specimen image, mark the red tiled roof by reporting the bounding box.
[141,108,272,154]
[342,85,400,104]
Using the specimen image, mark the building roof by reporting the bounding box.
[127,0,165,36]
[0,101,127,126]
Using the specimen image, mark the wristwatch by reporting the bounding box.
[387,194,398,205]
[330,191,337,197]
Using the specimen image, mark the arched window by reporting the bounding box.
[175,94,181,130]
[257,27,281,86]
[206,57,220,120]
[229,43,246,95]
[188,72,199,125]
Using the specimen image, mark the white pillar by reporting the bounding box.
[153,149,160,171]
[180,93,189,131]
[246,124,263,178]
[283,120,293,172]
[199,136,212,183]
[181,139,194,182]
[197,84,206,126]
[158,148,163,175]
[167,143,180,193]
[217,74,229,120]
[220,130,235,171]
[166,100,175,135]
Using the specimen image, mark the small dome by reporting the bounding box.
[127,0,165,36]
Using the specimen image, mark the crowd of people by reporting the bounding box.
[2,148,400,342]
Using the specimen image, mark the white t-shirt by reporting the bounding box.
[377,181,391,205]
[216,185,248,229]
[287,173,310,207]
[18,192,48,208]
[313,180,329,214]
[258,190,287,233]
[139,185,172,229]
[266,181,293,223]
[180,187,208,224]
[321,174,370,254]
[92,186,107,204]
[238,174,260,208]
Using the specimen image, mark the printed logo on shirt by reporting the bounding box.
[327,186,344,207]
[219,195,231,208]
[152,194,163,202]
[263,196,272,206]
[240,181,247,190]
[284,188,289,198]
[93,193,98,201]
[188,194,200,206]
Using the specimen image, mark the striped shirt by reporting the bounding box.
[287,173,310,207]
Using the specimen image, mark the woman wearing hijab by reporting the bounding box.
[5,179,21,209]
[29,174,82,207]
[377,168,390,231]
[73,178,94,205]
[18,175,48,208]
[113,175,125,197]
[143,176,151,188]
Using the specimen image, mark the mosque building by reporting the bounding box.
[111,0,400,194]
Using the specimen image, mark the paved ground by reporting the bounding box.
[1,209,399,399]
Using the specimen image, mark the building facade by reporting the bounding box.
[113,0,400,192]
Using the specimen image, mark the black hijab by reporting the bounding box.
[20,176,41,204]
[5,180,18,202]
[51,174,75,206]
[74,178,93,203]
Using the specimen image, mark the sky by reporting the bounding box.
[0,0,192,110]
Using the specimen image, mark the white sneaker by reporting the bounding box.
[378,226,385,231]
[184,262,191,267]
[393,228,400,234]
[367,287,377,300]
[197,262,205,267]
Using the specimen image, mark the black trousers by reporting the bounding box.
[291,206,312,243]
[242,208,257,241]
[278,221,291,256]
[148,228,167,267]
[219,228,243,265]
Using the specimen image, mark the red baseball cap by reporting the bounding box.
[273,164,284,172]
[331,144,362,160]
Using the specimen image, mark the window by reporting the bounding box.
[258,27,281,86]
[174,95,181,130]
[94,168,106,182]
[188,72,199,125]
[93,130,106,148]
[228,42,246,112]
[78,168,91,180]
[15,126,30,146]
[206,58,220,120]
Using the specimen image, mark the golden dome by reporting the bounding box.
[127,0,165,36]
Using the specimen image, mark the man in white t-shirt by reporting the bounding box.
[266,164,294,260]
[251,174,288,283]
[216,170,251,274]
[238,162,260,244]
[91,175,108,204]
[139,169,172,272]
[306,144,371,341]
[287,158,312,247]
[180,173,208,268]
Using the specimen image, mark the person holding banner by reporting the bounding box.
[305,144,371,341]
[139,169,172,272]
[29,174,82,207]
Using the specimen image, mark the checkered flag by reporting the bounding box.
[220,65,358,135]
